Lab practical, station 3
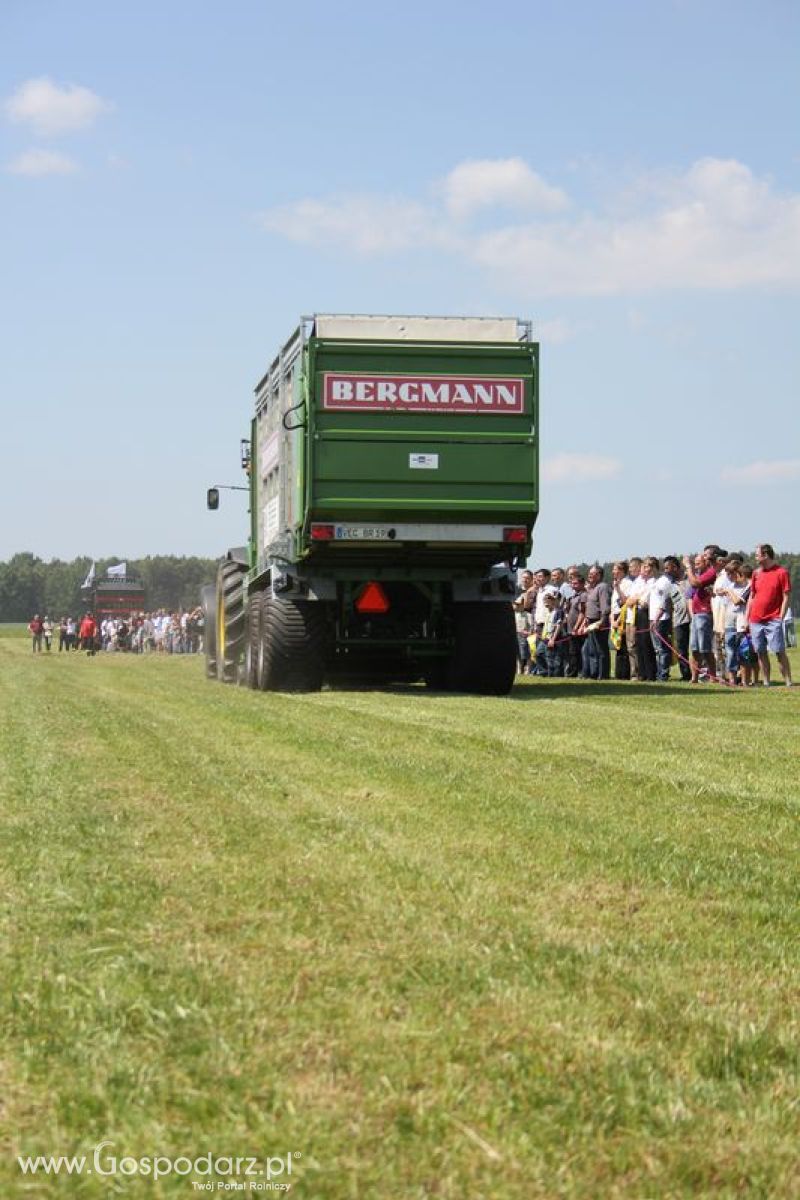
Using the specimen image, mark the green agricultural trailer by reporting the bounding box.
[204,314,539,694]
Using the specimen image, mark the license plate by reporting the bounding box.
[334,525,391,540]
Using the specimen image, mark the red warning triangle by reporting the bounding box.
[355,581,390,614]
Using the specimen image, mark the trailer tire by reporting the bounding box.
[422,660,449,691]
[201,584,217,680]
[448,602,517,696]
[244,591,261,688]
[216,560,246,684]
[258,590,326,692]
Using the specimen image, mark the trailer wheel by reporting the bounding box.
[448,602,517,696]
[243,591,261,688]
[258,589,326,692]
[201,584,218,680]
[216,560,246,684]
[422,660,449,691]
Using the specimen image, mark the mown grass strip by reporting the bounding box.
[0,637,798,1197]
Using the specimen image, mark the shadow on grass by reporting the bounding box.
[509,680,722,700]
[344,679,729,700]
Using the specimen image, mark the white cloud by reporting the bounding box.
[260,195,452,255]
[472,160,800,295]
[721,459,800,485]
[4,78,111,136]
[542,454,622,484]
[260,156,800,297]
[441,158,569,220]
[7,148,78,176]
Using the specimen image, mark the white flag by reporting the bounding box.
[107,562,127,578]
[82,561,96,588]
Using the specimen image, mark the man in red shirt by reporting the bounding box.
[27,614,44,653]
[745,544,793,687]
[79,612,98,656]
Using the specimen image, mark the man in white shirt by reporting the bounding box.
[532,569,552,634]
[513,569,534,674]
[648,557,673,682]
[712,553,740,678]
[531,569,552,675]
[551,567,574,602]
[611,560,631,679]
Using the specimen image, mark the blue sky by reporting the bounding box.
[1,0,798,567]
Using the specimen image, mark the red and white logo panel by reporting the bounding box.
[322,373,526,414]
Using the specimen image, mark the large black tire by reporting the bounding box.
[257,589,326,692]
[243,592,261,689]
[422,659,450,691]
[216,560,247,684]
[448,602,517,696]
[201,584,217,680]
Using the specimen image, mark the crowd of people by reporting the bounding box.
[26,545,794,690]
[514,543,794,688]
[27,609,205,656]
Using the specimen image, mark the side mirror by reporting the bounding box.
[207,488,219,511]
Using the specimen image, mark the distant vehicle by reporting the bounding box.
[205,314,539,694]
[81,568,145,621]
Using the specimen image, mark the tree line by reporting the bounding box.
[0,554,218,622]
[1,549,797,624]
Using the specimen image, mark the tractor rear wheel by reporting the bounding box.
[448,602,517,696]
[257,589,326,692]
[244,592,261,688]
[201,584,217,680]
[216,560,247,684]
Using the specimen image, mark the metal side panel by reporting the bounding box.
[313,315,523,343]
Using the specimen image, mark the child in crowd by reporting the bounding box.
[737,564,760,686]
[542,590,567,677]
[720,559,750,686]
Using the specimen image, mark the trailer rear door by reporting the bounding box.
[308,337,538,530]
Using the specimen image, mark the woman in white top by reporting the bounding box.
[630,557,657,681]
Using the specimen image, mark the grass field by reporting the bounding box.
[1,630,798,1198]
